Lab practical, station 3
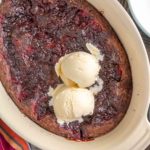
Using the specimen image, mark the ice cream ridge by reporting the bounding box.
[50,43,103,124]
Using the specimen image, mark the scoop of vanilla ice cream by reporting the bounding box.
[52,84,67,98]
[86,43,104,61]
[53,86,95,122]
[55,52,100,88]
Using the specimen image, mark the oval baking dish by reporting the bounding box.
[0,0,150,150]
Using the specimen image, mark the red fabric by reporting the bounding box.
[0,133,15,150]
[0,119,30,150]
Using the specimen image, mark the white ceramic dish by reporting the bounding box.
[0,0,150,150]
[128,0,150,37]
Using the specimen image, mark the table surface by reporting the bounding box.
[31,0,150,150]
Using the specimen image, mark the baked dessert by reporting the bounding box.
[0,0,132,141]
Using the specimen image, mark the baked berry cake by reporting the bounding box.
[0,0,132,141]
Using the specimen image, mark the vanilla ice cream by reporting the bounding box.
[53,86,95,123]
[86,43,104,61]
[55,51,100,88]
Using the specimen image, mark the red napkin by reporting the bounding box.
[0,119,30,150]
[0,133,15,150]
